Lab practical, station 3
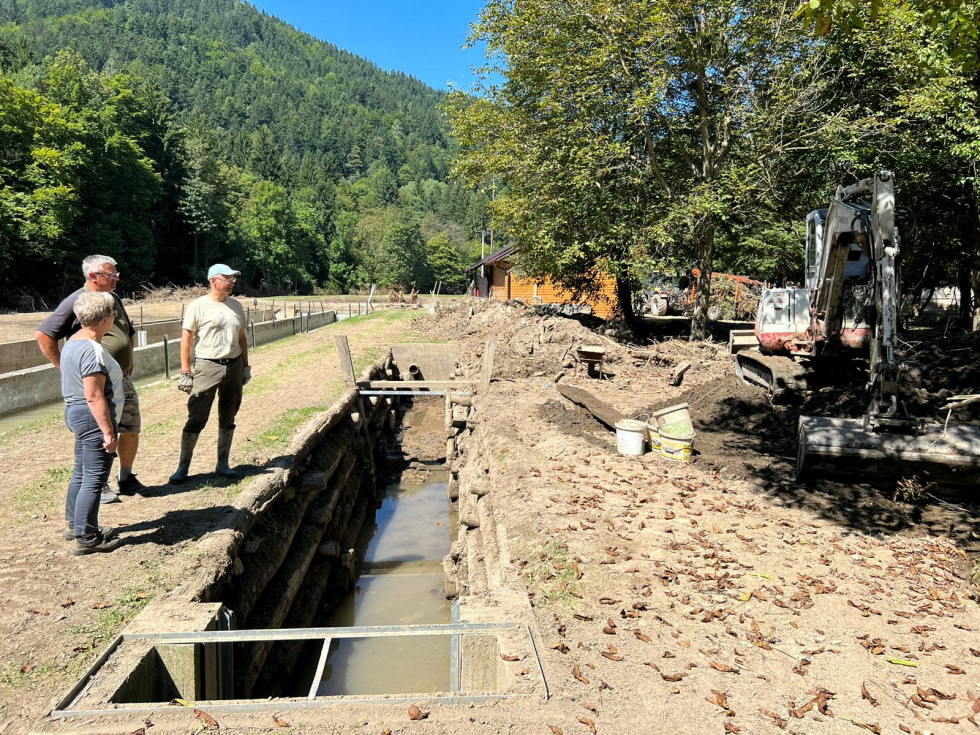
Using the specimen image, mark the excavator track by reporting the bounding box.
[734,348,808,403]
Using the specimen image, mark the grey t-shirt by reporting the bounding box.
[60,338,124,425]
[37,286,136,372]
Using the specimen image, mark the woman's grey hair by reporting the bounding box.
[82,255,117,278]
[73,291,115,327]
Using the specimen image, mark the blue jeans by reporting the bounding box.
[64,404,115,536]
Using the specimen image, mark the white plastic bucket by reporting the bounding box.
[615,419,647,456]
[652,403,693,436]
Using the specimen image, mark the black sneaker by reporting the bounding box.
[70,532,121,555]
[116,475,145,495]
[64,523,115,541]
[100,484,121,504]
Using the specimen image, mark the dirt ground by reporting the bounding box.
[0,308,431,732]
[1,298,978,735]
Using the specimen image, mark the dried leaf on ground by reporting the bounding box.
[573,662,590,684]
[578,717,597,733]
[861,682,878,707]
[193,709,218,728]
[272,713,291,727]
[501,654,520,661]
[710,661,740,674]
[408,704,429,720]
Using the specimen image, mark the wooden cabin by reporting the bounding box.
[469,246,619,319]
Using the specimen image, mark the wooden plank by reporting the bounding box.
[335,335,357,387]
[669,361,692,386]
[556,384,625,430]
[479,337,497,396]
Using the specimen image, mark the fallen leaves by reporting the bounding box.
[944,664,966,675]
[272,713,291,728]
[709,660,740,674]
[408,704,429,720]
[861,682,878,707]
[500,654,520,662]
[193,709,218,728]
[573,662,590,684]
[578,716,597,733]
[789,689,834,719]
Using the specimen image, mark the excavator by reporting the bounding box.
[733,171,980,479]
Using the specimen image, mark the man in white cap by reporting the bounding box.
[169,264,252,484]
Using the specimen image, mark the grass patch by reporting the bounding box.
[256,405,326,452]
[521,539,580,608]
[14,466,72,520]
[66,560,171,649]
[140,416,180,439]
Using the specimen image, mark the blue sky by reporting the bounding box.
[250,0,489,91]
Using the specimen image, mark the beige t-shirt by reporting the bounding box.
[183,296,245,360]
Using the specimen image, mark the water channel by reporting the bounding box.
[286,464,455,696]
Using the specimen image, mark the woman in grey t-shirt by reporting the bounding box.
[61,292,124,555]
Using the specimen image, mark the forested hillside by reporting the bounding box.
[0,0,484,306]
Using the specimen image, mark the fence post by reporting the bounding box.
[163,335,171,380]
[250,320,256,348]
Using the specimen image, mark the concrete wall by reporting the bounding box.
[0,305,310,374]
[0,311,336,417]
[390,344,461,381]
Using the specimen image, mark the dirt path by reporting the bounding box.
[0,309,430,731]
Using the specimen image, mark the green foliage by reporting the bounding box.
[0,0,488,305]
[426,232,467,292]
[449,0,838,336]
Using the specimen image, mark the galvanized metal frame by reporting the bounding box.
[51,621,545,719]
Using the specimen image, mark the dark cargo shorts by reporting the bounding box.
[118,373,141,434]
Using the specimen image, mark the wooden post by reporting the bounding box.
[479,337,497,396]
[335,335,357,388]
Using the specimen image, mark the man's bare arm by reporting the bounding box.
[35,331,62,370]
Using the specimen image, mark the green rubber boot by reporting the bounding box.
[168,431,199,485]
[215,428,236,479]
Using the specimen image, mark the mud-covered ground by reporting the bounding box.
[3,298,977,735]
[410,299,980,735]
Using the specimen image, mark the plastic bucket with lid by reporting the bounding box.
[652,403,693,436]
[659,427,694,463]
[614,419,647,456]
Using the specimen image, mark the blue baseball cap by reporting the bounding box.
[207,264,240,279]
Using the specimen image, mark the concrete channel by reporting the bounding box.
[0,308,338,419]
[49,341,542,720]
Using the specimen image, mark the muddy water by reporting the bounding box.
[297,467,455,696]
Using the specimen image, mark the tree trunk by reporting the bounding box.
[958,253,972,330]
[689,219,715,340]
[972,226,980,331]
[615,276,638,332]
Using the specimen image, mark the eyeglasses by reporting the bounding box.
[215,276,237,283]
[94,271,121,280]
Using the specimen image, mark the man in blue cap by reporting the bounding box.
[169,264,252,484]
